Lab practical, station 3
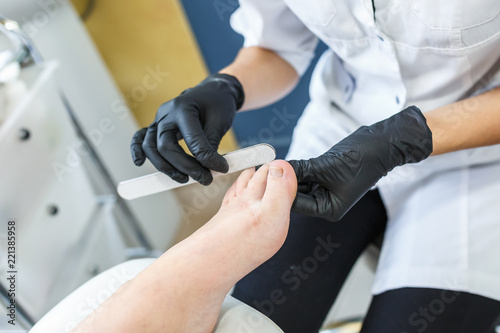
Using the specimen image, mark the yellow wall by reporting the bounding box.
[72,0,237,153]
[71,0,238,242]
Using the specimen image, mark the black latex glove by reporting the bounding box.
[130,73,244,185]
[289,106,433,221]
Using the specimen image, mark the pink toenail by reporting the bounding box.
[270,166,283,178]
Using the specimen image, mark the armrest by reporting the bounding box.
[31,259,283,333]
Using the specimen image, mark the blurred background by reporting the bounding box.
[0,1,374,331]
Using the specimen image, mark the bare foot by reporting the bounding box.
[71,160,297,333]
[163,159,297,332]
[207,159,297,274]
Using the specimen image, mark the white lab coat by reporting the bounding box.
[231,0,500,301]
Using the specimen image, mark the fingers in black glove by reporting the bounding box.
[140,124,189,184]
[155,123,213,185]
[290,106,432,221]
[131,127,148,166]
[289,158,351,221]
[171,109,229,173]
[130,73,244,185]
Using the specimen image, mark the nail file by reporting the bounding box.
[117,143,276,200]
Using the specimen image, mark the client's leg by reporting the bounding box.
[71,160,297,333]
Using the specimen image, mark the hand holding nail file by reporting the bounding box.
[118,143,276,200]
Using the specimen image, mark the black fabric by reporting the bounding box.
[232,190,388,333]
[361,288,500,333]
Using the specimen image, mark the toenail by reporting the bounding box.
[270,166,283,178]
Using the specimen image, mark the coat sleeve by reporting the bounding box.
[230,0,318,76]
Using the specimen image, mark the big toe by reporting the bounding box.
[262,160,297,212]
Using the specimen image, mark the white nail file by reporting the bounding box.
[117,143,276,200]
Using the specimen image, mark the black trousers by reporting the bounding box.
[232,190,500,333]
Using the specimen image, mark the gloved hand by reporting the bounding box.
[130,73,244,185]
[289,106,433,221]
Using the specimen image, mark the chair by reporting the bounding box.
[31,258,284,333]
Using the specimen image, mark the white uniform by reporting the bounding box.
[231,0,500,301]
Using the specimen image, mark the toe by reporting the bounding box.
[262,160,297,211]
[222,178,237,204]
[246,164,270,199]
[235,167,255,196]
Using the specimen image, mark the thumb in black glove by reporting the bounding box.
[130,73,244,185]
[289,106,433,221]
